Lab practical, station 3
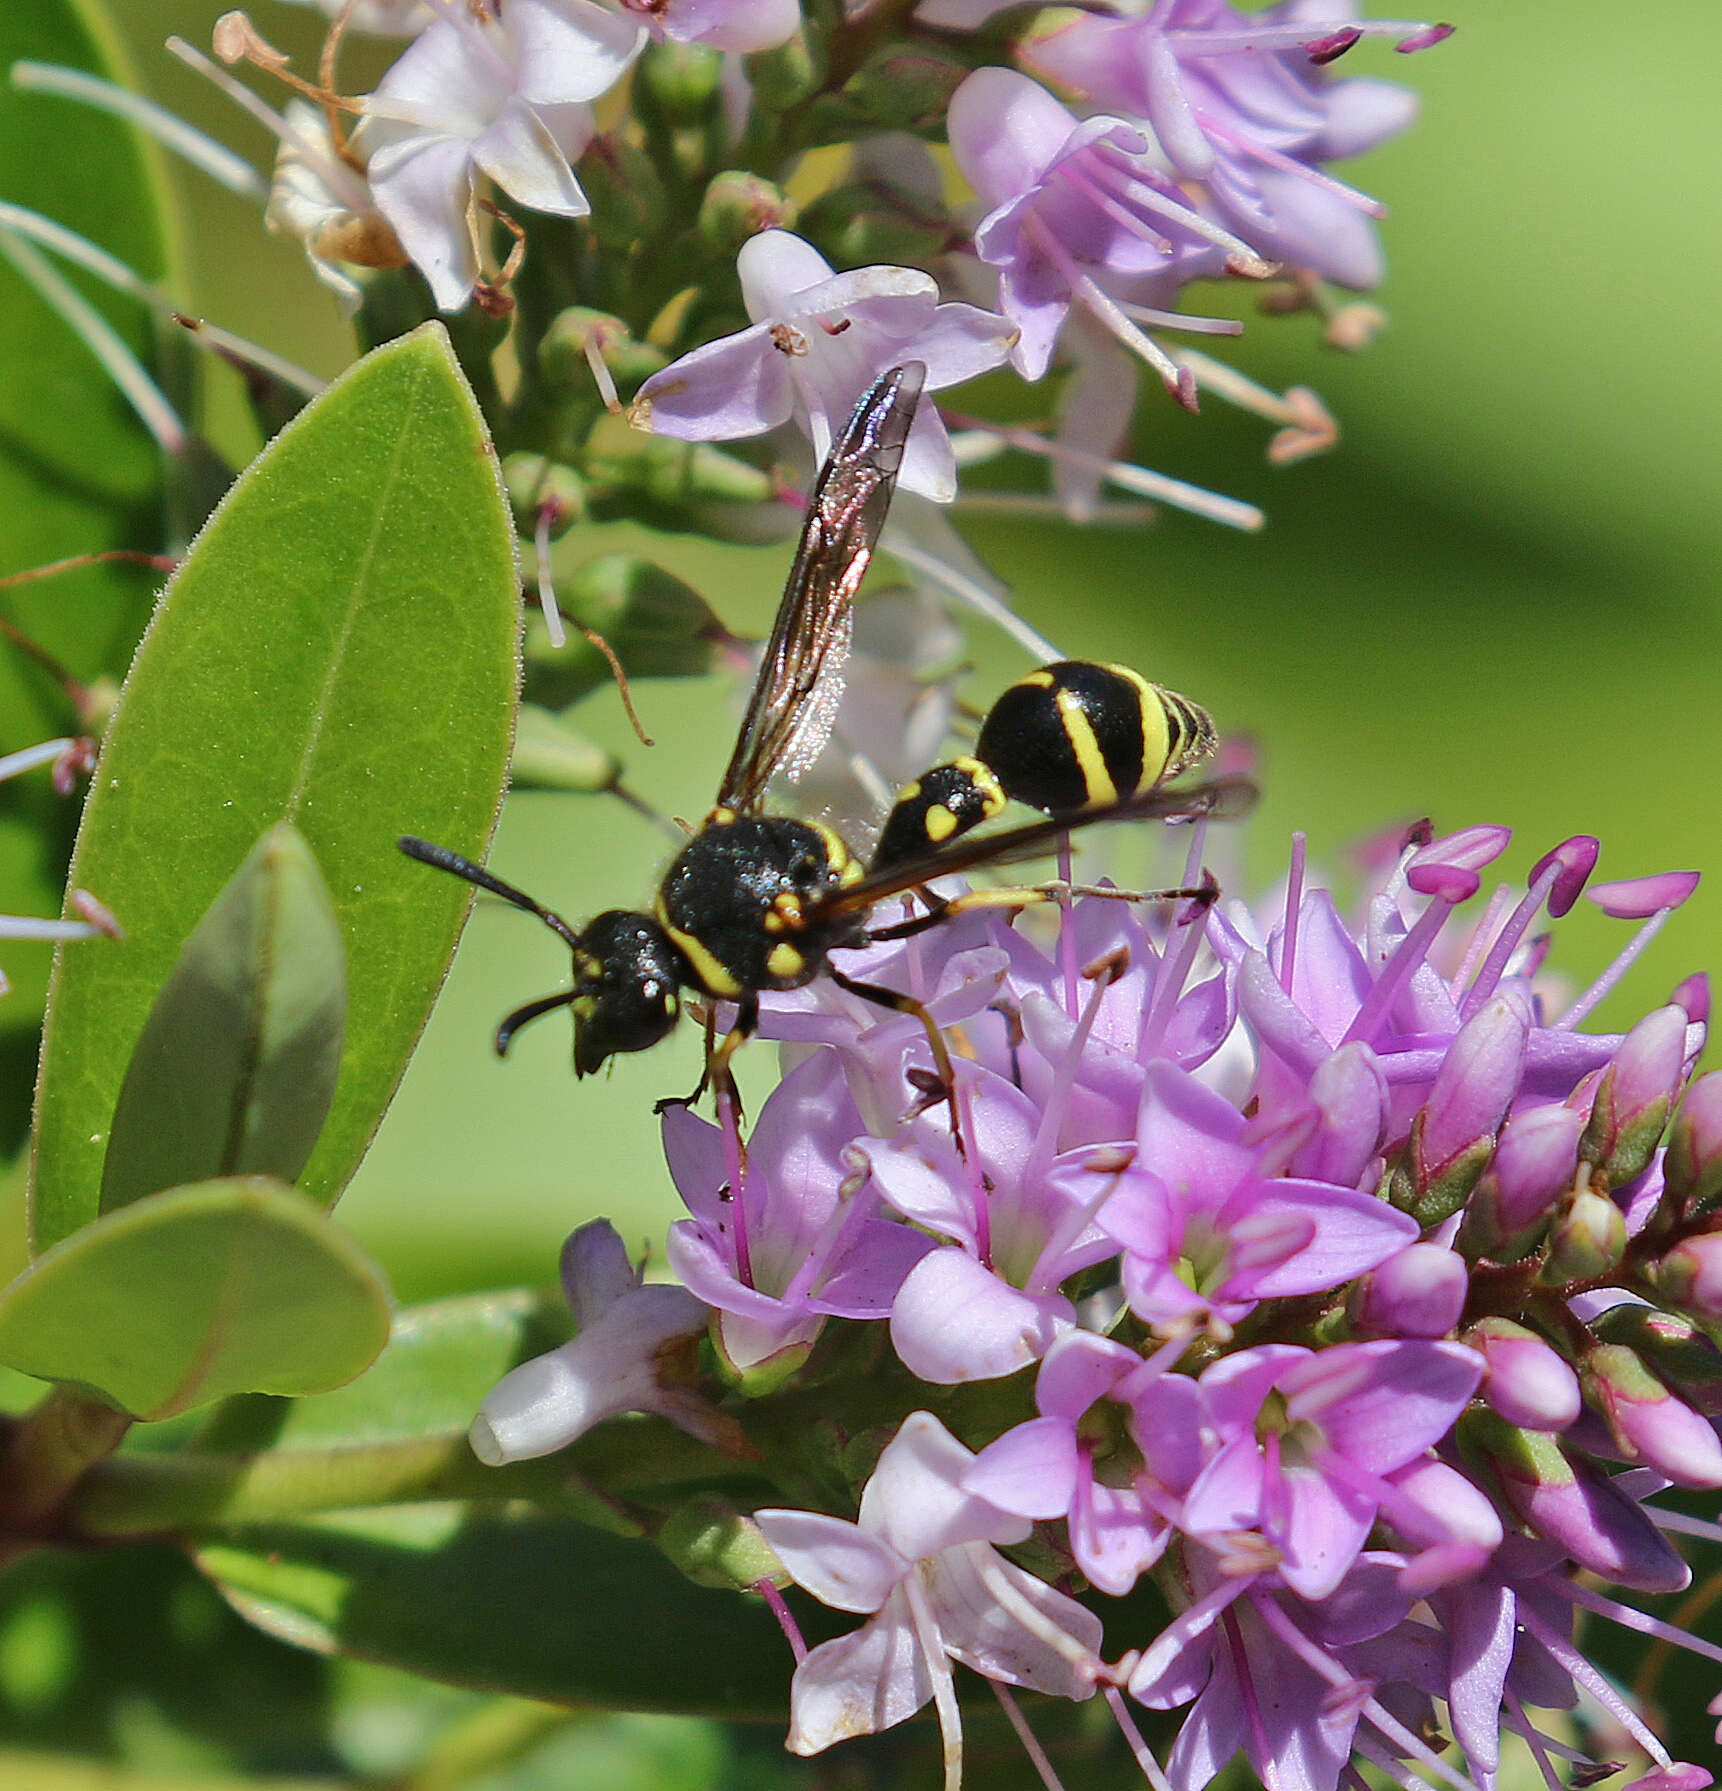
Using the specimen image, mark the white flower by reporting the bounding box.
[270,0,434,34]
[632,230,1017,502]
[354,0,645,310]
[469,1220,715,1464]
[757,1413,1104,1770]
[266,101,406,314]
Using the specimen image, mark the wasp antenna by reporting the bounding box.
[397,835,583,950]
[495,989,579,1057]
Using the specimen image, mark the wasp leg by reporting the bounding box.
[865,873,1218,944]
[825,964,970,1162]
[707,993,759,1175]
[656,1005,722,1116]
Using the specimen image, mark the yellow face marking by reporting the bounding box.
[952,756,1006,818]
[1055,687,1117,806]
[766,942,806,980]
[925,803,959,843]
[897,779,923,804]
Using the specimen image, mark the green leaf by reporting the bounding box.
[101,823,345,1212]
[198,1286,570,1455]
[0,0,177,1151]
[0,1177,390,1420]
[30,324,520,1248]
[193,1505,796,1716]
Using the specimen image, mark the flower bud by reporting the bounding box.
[1663,1071,1722,1220]
[1651,1232,1722,1324]
[510,704,619,795]
[578,139,669,251]
[658,1496,782,1591]
[502,453,587,537]
[1464,1318,1580,1430]
[1352,1243,1467,1338]
[636,38,723,125]
[540,308,667,398]
[699,172,799,258]
[799,185,951,269]
[589,435,776,527]
[1540,1185,1627,1284]
[1462,1102,1584,1257]
[835,46,969,133]
[1671,972,1710,1025]
[1581,1342,1722,1489]
[746,24,824,110]
[1407,994,1527,1224]
[1579,1006,1689,1190]
[1592,1302,1722,1415]
[1457,1410,1690,1593]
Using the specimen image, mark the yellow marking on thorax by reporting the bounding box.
[1055,687,1117,806]
[809,821,863,887]
[925,803,959,842]
[766,941,806,980]
[655,899,744,998]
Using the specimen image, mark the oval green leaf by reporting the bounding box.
[194,1504,797,1716]
[0,0,177,1150]
[0,1177,390,1419]
[30,324,520,1249]
[101,822,345,1211]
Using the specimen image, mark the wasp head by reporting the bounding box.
[561,910,687,1075]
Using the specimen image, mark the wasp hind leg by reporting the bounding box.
[825,965,971,1162]
[864,872,1218,944]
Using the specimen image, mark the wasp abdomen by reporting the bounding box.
[656,813,864,997]
[871,757,1007,872]
[974,660,1215,816]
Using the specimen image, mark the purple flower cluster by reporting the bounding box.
[480,818,1722,1791]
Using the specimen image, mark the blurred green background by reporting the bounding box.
[3,3,1721,1787]
[3,0,1718,1295]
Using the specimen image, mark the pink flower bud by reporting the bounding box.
[1354,1243,1468,1338]
[1458,1411,1690,1593]
[1580,1005,1689,1190]
[1665,1071,1722,1217]
[1592,1302,1722,1416]
[1654,1232,1722,1323]
[1465,1317,1581,1430]
[1412,994,1529,1222]
[1477,1102,1584,1238]
[1582,1342,1722,1489]
[1671,972,1710,1024]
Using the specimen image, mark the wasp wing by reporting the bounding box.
[813,776,1260,920]
[716,361,926,814]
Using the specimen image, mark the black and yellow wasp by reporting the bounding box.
[401,362,1251,1101]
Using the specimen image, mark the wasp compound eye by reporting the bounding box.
[569,910,688,1076]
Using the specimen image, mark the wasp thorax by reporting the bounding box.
[569,910,688,1076]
